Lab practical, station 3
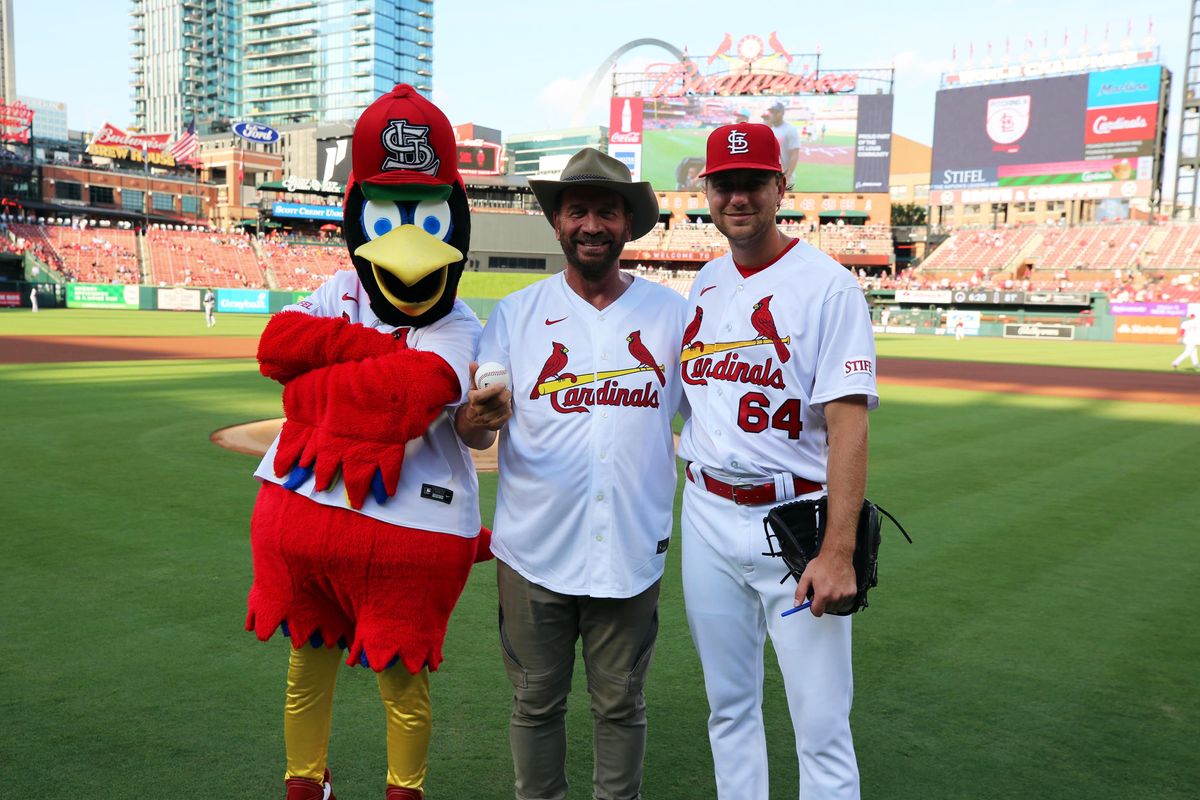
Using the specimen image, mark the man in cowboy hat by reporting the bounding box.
[456,148,687,800]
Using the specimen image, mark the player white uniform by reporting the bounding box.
[478,271,686,596]
[203,290,216,327]
[1171,315,1200,369]
[253,269,482,539]
[677,238,879,800]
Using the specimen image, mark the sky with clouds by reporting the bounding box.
[13,0,1189,151]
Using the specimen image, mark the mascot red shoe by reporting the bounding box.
[245,84,490,800]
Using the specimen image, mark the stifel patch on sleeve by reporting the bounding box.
[844,357,874,376]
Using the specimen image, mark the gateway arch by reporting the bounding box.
[570,38,687,126]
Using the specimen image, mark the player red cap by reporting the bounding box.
[699,123,783,177]
[351,84,460,201]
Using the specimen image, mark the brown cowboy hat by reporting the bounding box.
[528,148,659,240]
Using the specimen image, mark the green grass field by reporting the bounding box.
[2,317,1197,798]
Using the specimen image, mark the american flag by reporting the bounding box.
[169,119,199,165]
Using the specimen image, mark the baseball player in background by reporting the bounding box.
[456,148,686,800]
[677,123,878,799]
[202,288,216,327]
[1171,313,1199,370]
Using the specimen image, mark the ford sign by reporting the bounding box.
[232,121,281,144]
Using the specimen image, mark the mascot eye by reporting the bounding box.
[413,199,453,241]
[361,199,409,241]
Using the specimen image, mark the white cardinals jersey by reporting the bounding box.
[677,239,878,484]
[1181,317,1200,345]
[254,269,483,538]
[478,273,687,597]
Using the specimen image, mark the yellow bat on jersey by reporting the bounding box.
[534,364,665,397]
[680,337,791,364]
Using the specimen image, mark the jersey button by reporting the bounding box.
[596,534,604,542]
[731,460,740,469]
[596,492,605,501]
[736,285,744,293]
[601,352,608,360]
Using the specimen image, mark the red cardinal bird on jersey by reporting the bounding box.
[682,306,703,351]
[531,341,571,400]
[627,330,666,386]
[751,296,791,364]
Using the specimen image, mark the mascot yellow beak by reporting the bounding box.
[353,226,463,317]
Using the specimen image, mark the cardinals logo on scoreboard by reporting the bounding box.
[529,334,664,414]
[985,95,1030,150]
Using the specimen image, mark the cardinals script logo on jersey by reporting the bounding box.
[680,296,789,388]
[530,333,664,414]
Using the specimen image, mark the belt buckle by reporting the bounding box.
[730,482,757,505]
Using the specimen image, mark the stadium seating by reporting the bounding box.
[259,239,349,291]
[145,229,266,288]
[11,223,140,284]
[1034,225,1147,271]
[1140,224,1200,272]
[918,227,1038,274]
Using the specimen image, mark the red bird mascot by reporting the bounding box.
[245,85,489,800]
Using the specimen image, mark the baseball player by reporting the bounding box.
[29,285,38,313]
[202,288,216,327]
[677,123,878,799]
[456,148,686,800]
[1171,313,1199,370]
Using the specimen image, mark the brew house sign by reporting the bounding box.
[641,34,859,97]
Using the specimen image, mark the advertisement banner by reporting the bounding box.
[271,202,343,221]
[627,93,890,193]
[931,65,1163,201]
[1108,301,1188,316]
[1024,291,1091,305]
[66,283,139,309]
[896,289,952,304]
[1113,316,1182,343]
[217,289,270,314]
[610,98,644,146]
[0,291,20,307]
[316,135,353,188]
[157,287,201,311]
[86,123,177,167]
[853,94,894,191]
[0,100,34,144]
[947,309,981,334]
[1003,323,1075,340]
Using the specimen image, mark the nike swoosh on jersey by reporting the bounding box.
[341,293,358,303]
[545,317,567,325]
[699,285,717,296]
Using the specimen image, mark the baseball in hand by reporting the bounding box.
[475,361,510,391]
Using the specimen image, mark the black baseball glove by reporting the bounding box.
[763,497,912,615]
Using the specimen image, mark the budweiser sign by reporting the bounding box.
[643,61,857,98]
[86,123,178,166]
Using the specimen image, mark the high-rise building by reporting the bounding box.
[131,0,239,136]
[17,96,69,142]
[132,0,433,136]
[0,0,16,104]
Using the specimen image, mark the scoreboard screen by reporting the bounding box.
[456,142,502,175]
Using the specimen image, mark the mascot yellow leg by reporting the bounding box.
[379,666,432,795]
[284,644,341,783]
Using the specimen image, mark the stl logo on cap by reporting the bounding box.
[727,130,749,154]
[381,120,440,176]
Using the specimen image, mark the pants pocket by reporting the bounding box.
[497,603,528,690]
